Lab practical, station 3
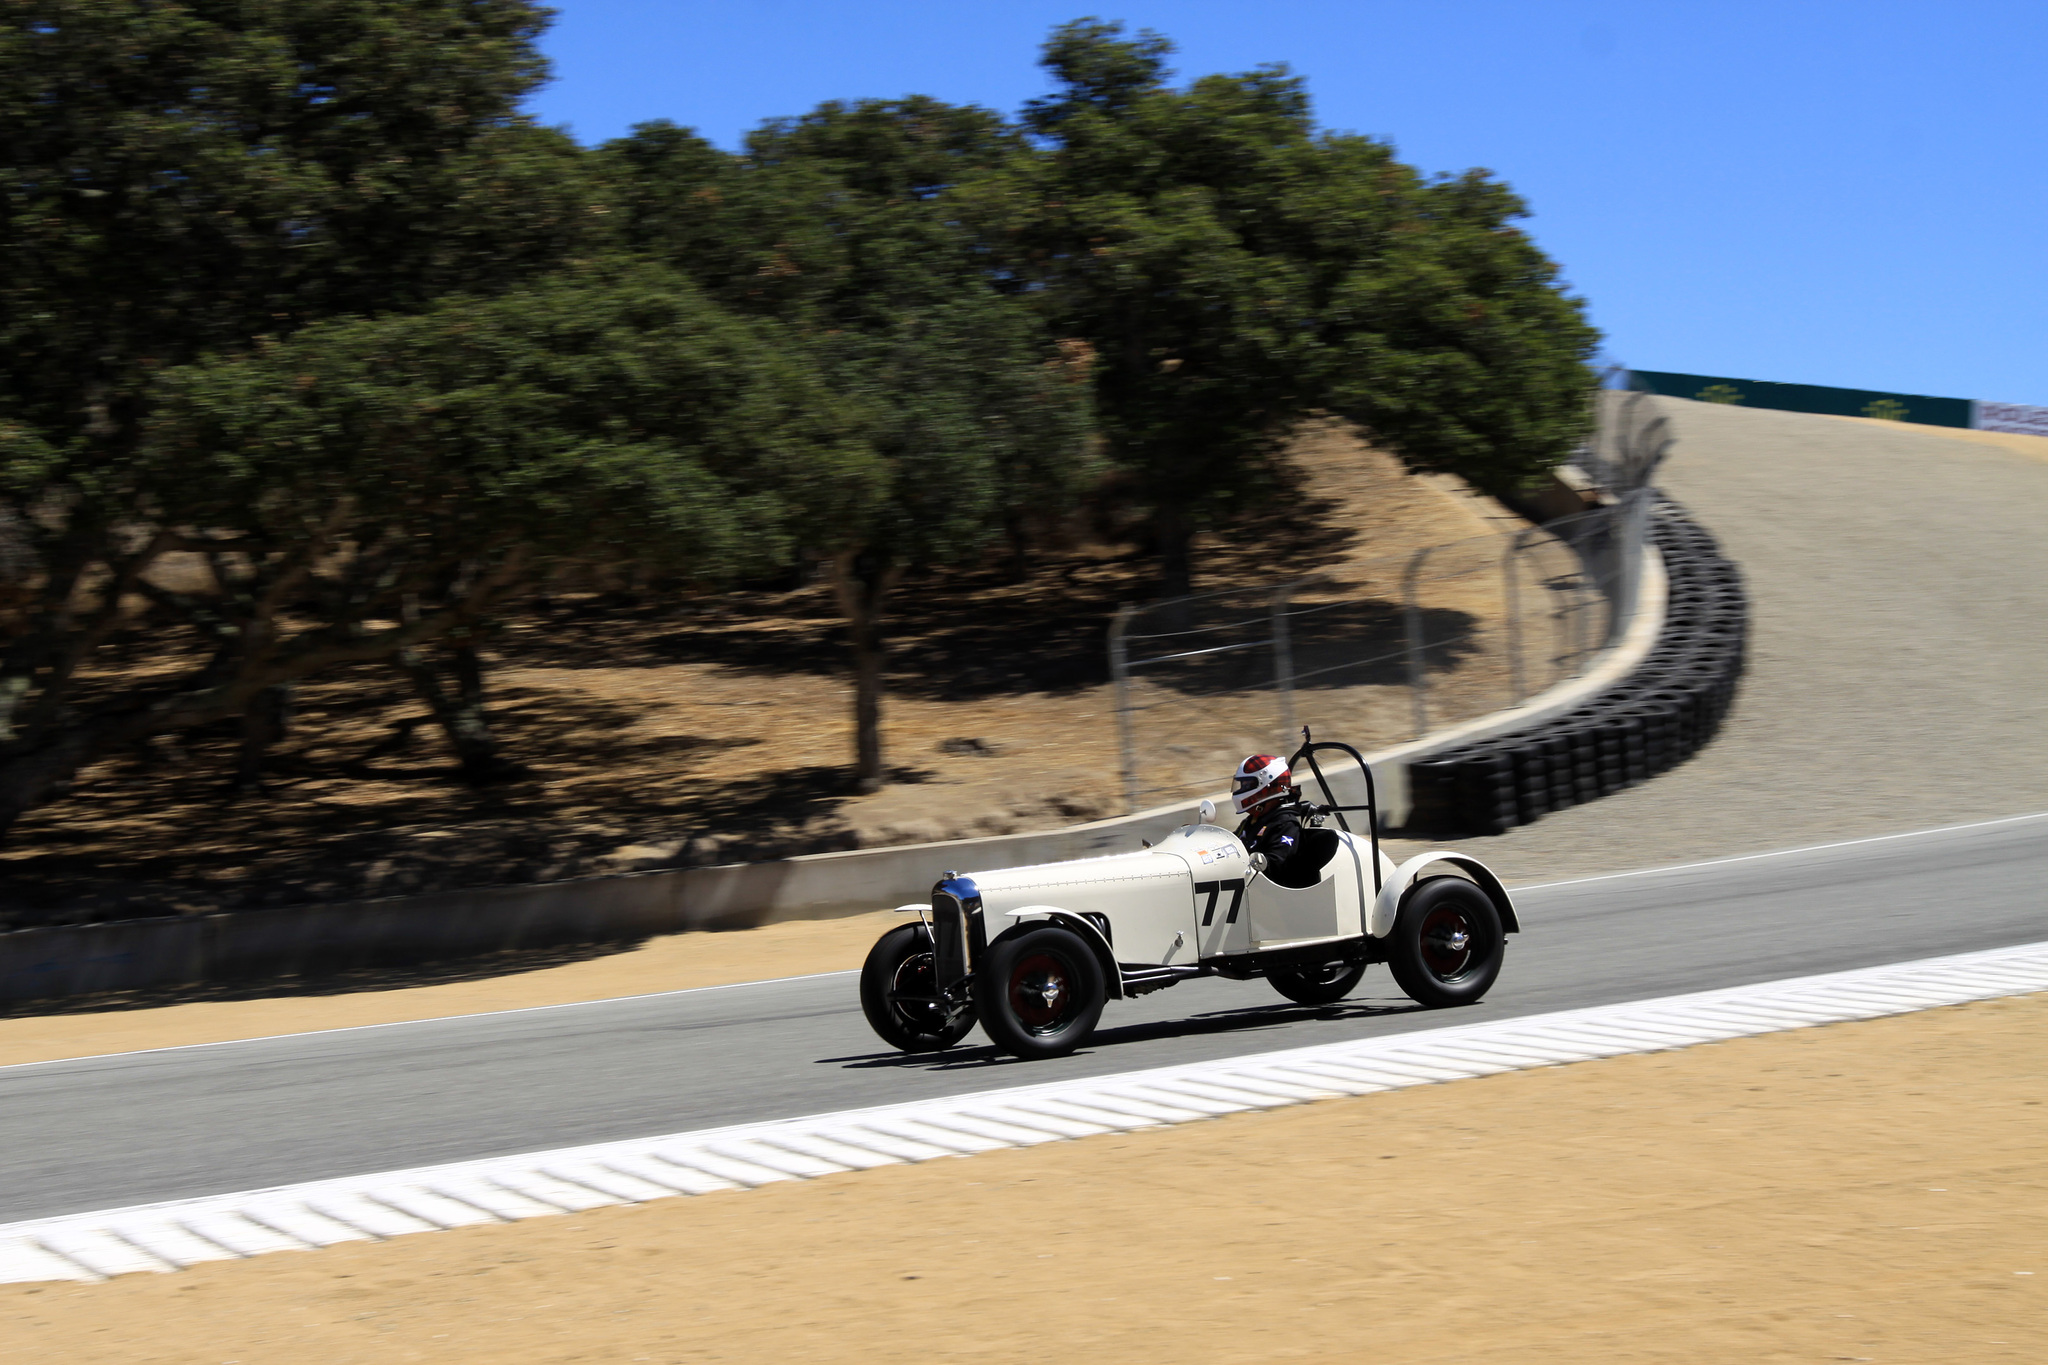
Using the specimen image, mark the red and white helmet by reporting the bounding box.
[1230,754,1292,814]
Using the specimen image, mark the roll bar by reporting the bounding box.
[1288,726,1382,894]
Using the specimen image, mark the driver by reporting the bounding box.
[1231,754,1303,878]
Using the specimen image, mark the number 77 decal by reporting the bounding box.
[1195,879,1247,926]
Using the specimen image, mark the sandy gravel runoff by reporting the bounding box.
[8,990,2044,1363]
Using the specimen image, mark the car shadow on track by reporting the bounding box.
[817,995,1430,1072]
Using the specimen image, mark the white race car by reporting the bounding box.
[859,734,1520,1060]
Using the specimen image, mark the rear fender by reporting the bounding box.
[1369,853,1519,939]
[998,907,1124,1000]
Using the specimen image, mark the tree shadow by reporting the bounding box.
[1125,601,1482,698]
[0,685,896,926]
[507,561,1134,701]
[499,448,1368,703]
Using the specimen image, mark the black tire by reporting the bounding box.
[1266,958,1367,1006]
[1386,876,1506,1009]
[859,923,975,1053]
[973,923,1108,1060]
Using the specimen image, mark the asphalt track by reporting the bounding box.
[3,813,2043,1226]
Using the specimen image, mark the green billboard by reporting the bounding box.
[1628,370,1972,428]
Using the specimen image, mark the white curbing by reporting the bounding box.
[6,937,2047,1286]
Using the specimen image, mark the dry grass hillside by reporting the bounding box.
[4,425,1539,928]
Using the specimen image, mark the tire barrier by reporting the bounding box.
[1402,496,1747,838]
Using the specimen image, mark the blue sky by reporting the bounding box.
[528,2,2046,405]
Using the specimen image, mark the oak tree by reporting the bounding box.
[0,1,601,830]
[31,264,869,821]
[606,102,1094,789]
[1017,21,1600,596]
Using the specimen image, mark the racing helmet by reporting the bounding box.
[1230,754,1292,814]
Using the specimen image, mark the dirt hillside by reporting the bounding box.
[4,425,1529,928]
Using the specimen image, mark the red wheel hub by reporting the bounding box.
[1008,951,1072,1030]
[1419,906,1475,979]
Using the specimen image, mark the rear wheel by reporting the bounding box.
[974,923,1108,1060]
[860,923,975,1052]
[1266,958,1367,1006]
[1387,876,1505,1008]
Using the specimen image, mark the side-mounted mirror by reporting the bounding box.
[1197,798,1216,825]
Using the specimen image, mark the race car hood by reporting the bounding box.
[960,848,1189,909]
[957,824,1249,912]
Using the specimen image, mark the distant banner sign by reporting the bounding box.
[1627,370,1972,428]
[1972,401,2048,438]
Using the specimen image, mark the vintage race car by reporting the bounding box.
[859,734,1520,1060]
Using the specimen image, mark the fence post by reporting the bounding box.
[1614,487,1650,643]
[1502,528,1539,706]
[1577,528,1598,669]
[1269,586,1297,755]
[1401,546,1435,739]
[1108,603,1140,814]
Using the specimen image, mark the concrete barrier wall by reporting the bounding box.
[0,536,1669,1009]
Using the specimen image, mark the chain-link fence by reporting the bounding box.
[1107,503,1632,812]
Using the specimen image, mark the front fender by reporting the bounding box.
[998,906,1124,1000]
[1369,852,1519,939]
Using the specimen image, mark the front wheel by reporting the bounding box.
[1267,958,1367,1006]
[974,923,1108,1060]
[860,923,975,1053]
[1386,876,1505,1008]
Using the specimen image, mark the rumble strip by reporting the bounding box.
[7,940,2047,1285]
